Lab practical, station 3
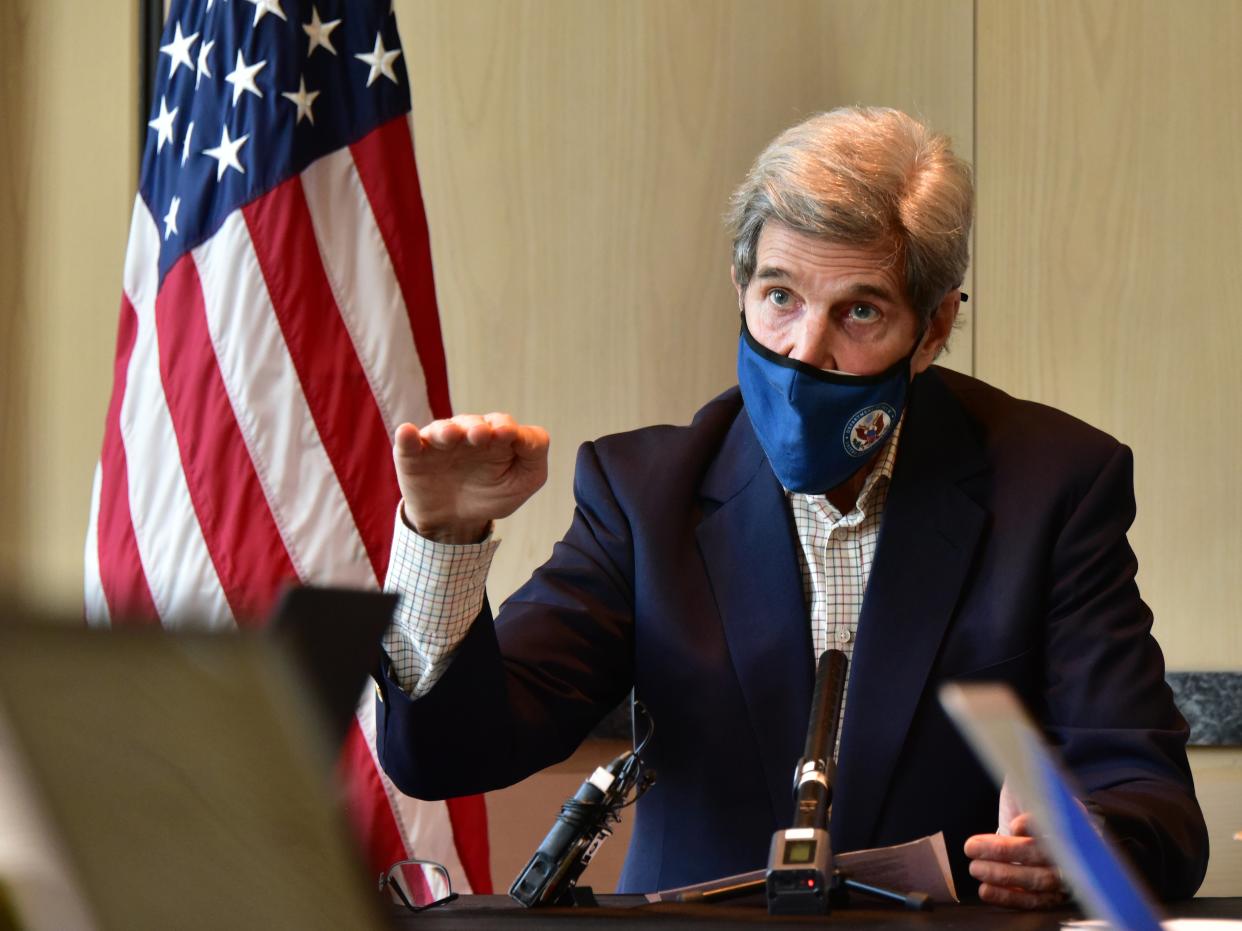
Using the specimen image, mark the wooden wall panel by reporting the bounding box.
[396,0,973,602]
[0,0,974,620]
[393,0,972,888]
[1189,748,1242,897]
[0,2,32,599]
[975,0,1242,671]
[0,0,135,614]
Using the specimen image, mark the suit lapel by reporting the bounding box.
[696,409,814,828]
[832,370,989,853]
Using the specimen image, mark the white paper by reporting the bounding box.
[835,831,959,903]
[646,831,958,904]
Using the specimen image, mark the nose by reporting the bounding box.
[787,312,836,371]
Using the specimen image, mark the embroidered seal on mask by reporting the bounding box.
[843,404,896,457]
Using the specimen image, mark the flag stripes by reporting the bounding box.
[91,177,491,894]
[115,202,232,630]
[444,795,493,895]
[300,145,433,436]
[83,463,112,626]
[90,1,490,897]
[157,255,300,625]
[354,692,481,893]
[92,299,159,626]
[194,210,376,592]
[350,118,452,421]
[241,178,396,584]
[340,718,433,902]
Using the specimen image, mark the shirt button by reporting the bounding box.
[837,628,853,644]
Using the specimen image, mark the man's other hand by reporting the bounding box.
[393,413,550,544]
[964,812,1068,909]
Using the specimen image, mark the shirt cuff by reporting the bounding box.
[382,505,500,698]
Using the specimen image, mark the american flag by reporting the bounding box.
[82,0,491,899]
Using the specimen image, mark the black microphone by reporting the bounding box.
[793,648,848,828]
[509,703,656,908]
[509,749,639,907]
[766,649,849,916]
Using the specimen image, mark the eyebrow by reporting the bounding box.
[844,282,899,303]
[754,265,792,281]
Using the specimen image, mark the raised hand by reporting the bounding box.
[393,413,550,544]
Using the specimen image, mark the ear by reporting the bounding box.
[911,290,961,375]
[730,265,744,307]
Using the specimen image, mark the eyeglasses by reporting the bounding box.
[378,858,459,913]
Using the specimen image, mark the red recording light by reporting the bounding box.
[806,879,815,888]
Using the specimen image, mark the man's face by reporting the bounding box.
[733,222,957,376]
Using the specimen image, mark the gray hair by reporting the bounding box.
[728,107,974,320]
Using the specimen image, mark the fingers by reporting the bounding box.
[964,832,1051,867]
[392,414,547,460]
[513,424,550,460]
[393,422,428,463]
[965,830,1067,911]
[976,881,1066,910]
[969,857,1063,893]
[411,415,511,449]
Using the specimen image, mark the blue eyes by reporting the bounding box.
[846,304,879,323]
[768,288,793,308]
[763,289,880,325]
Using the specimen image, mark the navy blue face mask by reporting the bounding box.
[736,313,919,494]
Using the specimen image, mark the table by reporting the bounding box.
[396,895,1242,929]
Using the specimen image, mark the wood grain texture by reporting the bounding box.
[975,0,1242,670]
[0,2,31,598]
[1188,747,1242,896]
[0,0,135,614]
[396,0,973,602]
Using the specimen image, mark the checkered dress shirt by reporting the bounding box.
[383,422,902,700]
[382,509,500,698]
[788,418,903,749]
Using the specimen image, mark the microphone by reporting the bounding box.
[509,702,656,907]
[509,749,640,907]
[766,649,848,916]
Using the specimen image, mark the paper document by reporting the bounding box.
[646,831,957,904]
[836,831,958,903]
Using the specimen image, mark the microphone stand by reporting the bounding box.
[765,649,932,915]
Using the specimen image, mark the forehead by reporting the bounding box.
[753,223,907,301]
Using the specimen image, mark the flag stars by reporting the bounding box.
[303,6,341,57]
[244,0,287,26]
[203,125,249,180]
[225,50,266,105]
[163,195,181,240]
[356,33,401,87]
[147,96,178,153]
[281,77,320,126]
[159,22,199,81]
[181,121,195,166]
[196,39,215,89]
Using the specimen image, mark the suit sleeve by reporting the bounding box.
[374,440,637,799]
[1042,442,1209,899]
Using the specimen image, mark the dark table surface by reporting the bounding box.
[395,895,1242,929]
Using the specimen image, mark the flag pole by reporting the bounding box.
[138,0,165,172]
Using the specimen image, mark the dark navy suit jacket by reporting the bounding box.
[375,367,1208,898]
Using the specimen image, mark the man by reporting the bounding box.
[372,108,1209,905]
